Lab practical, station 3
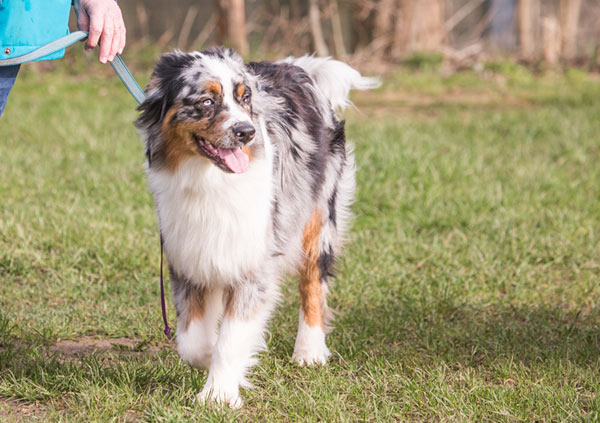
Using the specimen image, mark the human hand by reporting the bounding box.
[73,0,126,64]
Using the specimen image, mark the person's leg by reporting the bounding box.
[0,65,21,118]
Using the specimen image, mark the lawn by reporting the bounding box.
[1,55,599,422]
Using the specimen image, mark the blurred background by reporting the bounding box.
[87,0,600,71]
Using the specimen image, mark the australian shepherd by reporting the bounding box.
[135,47,378,407]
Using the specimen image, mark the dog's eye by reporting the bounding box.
[242,94,251,104]
[202,98,214,107]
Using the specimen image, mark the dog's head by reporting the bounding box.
[136,47,256,174]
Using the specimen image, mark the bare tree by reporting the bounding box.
[391,0,445,59]
[178,6,199,49]
[373,0,396,57]
[542,15,560,66]
[309,0,329,56]
[559,0,582,60]
[329,0,347,58]
[214,0,248,55]
[518,0,540,61]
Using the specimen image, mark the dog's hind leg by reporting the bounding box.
[197,277,278,408]
[171,270,224,370]
[293,210,334,366]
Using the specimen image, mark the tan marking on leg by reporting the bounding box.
[299,211,324,329]
[224,286,235,318]
[223,281,261,320]
[185,285,207,330]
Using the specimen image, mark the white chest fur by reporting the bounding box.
[148,152,273,286]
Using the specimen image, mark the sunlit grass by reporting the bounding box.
[1,60,599,422]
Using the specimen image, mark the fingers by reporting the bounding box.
[77,7,91,35]
[86,7,104,55]
[77,0,127,63]
[114,9,126,56]
[98,14,114,63]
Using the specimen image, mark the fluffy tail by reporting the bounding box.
[280,55,380,113]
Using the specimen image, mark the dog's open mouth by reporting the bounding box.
[193,134,249,174]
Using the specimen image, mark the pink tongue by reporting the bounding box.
[218,147,249,174]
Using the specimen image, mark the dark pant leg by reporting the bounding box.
[0,65,21,117]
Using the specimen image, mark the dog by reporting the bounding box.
[135,47,378,407]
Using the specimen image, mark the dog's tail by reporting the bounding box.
[280,55,380,113]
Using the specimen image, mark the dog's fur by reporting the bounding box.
[135,47,378,407]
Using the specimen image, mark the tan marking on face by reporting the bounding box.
[236,84,246,98]
[185,285,207,330]
[205,81,222,95]
[160,105,229,171]
[160,107,198,171]
[241,145,253,162]
[299,210,324,328]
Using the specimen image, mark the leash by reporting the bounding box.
[0,31,146,105]
[160,236,172,339]
[0,31,173,340]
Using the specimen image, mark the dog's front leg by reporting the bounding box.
[197,279,276,408]
[175,285,224,370]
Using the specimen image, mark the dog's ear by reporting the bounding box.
[136,50,197,166]
[136,50,195,129]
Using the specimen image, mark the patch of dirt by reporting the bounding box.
[1,336,168,363]
[50,336,162,356]
[0,398,50,422]
[46,336,165,363]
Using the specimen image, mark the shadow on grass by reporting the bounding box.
[334,293,600,369]
[1,294,598,409]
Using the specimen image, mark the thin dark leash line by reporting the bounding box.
[160,235,172,340]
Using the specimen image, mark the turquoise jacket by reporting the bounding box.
[0,0,71,62]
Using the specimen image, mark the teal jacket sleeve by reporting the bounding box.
[0,0,72,62]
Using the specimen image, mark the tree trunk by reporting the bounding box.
[215,0,228,46]
[214,0,248,56]
[228,0,248,55]
[559,0,582,61]
[391,0,444,59]
[373,0,396,57]
[329,0,347,58]
[542,15,561,66]
[309,0,329,56]
[411,0,445,51]
[518,0,539,61]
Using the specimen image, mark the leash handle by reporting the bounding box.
[0,31,146,105]
[0,31,88,66]
[160,235,172,340]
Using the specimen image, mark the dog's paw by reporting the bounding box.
[293,343,331,366]
[292,324,331,366]
[196,379,243,409]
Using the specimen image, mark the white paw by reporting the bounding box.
[293,322,331,366]
[293,343,331,366]
[196,378,243,409]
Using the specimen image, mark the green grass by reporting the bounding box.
[1,57,599,422]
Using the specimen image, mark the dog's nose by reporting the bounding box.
[232,122,256,144]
